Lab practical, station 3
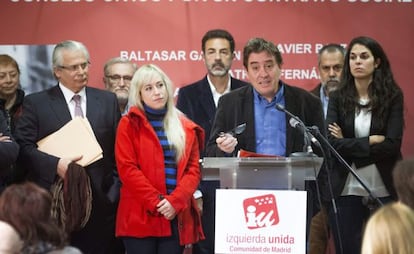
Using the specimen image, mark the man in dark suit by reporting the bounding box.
[206,38,327,254]
[14,40,122,254]
[206,37,325,158]
[176,29,248,254]
[206,38,326,254]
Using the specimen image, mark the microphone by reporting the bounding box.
[289,118,321,147]
[275,103,302,124]
[289,117,306,133]
[289,118,313,153]
[276,103,320,156]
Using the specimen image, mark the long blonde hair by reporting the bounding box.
[129,64,185,160]
[361,202,414,254]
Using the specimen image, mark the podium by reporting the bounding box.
[202,157,323,190]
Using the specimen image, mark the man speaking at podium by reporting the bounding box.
[205,38,327,252]
[206,37,325,159]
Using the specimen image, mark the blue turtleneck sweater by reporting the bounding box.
[144,105,177,194]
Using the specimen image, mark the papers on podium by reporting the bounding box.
[37,117,103,167]
[238,149,282,158]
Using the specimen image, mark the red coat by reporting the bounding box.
[115,106,205,245]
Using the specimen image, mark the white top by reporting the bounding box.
[341,102,389,197]
[207,75,231,107]
[59,83,87,119]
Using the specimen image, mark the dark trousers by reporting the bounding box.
[328,195,393,254]
[305,180,321,236]
[193,180,220,254]
[70,197,124,254]
[122,219,183,254]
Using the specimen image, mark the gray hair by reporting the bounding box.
[103,57,137,76]
[52,40,90,68]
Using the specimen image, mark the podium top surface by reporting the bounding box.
[201,157,324,189]
[202,156,323,169]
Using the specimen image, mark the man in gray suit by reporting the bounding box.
[14,40,122,254]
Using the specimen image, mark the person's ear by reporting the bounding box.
[375,58,381,69]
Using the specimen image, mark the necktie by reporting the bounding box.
[72,94,84,118]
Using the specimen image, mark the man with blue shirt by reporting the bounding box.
[310,44,345,118]
[308,43,344,254]
[206,37,325,158]
[206,38,326,254]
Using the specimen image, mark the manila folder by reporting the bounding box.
[37,117,103,167]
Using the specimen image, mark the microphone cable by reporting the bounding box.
[308,126,344,254]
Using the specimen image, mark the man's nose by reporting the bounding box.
[258,66,269,76]
[118,79,126,87]
[214,52,221,60]
[329,68,336,76]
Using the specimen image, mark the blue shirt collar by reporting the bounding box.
[253,81,285,105]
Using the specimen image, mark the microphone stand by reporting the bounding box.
[290,130,317,158]
[275,104,316,158]
[307,126,384,208]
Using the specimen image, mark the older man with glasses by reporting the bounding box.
[14,40,124,254]
[103,57,137,115]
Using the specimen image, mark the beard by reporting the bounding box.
[325,79,340,94]
[115,90,129,105]
[207,61,230,77]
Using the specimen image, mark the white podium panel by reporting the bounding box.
[215,189,307,254]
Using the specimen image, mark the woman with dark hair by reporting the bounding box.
[0,182,81,254]
[0,54,25,133]
[392,158,414,210]
[325,36,404,254]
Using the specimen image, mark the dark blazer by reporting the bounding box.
[206,82,326,157]
[176,76,248,152]
[0,111,19,183]
[326,90,404,199]
[14,85,121,254]
[310,83,322,98]
[0,88,24,133]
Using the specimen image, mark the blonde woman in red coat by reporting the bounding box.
[115,64,205,254]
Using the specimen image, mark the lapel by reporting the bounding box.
[198,78,216,121]
[283,85,299,155]
[85,87,100,129]
[238,86,256,152]
[48,85,72,125]
[344,106,378,138]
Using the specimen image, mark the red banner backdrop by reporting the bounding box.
[1,0,413,156]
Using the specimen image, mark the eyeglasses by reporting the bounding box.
[58,61,90,72]
[105,75,133,83]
